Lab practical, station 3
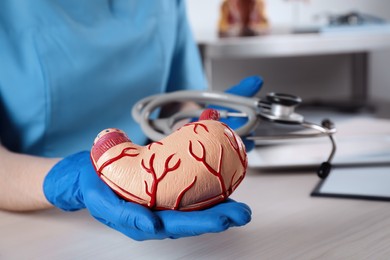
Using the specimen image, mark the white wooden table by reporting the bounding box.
[2,168,390,259]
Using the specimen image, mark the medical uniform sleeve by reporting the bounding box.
[166,0,207,93]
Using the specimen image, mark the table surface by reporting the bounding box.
[2,168,390,259]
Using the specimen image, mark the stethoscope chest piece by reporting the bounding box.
[259,93,304,124]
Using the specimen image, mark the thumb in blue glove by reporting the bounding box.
[43,151,252,241]
[219,76,264,152]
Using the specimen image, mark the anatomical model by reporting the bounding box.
[91,109,247,211]
[218,0,269,37]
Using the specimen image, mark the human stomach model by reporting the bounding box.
[90,109,247,211]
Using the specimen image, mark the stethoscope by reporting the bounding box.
[132,90,337,179]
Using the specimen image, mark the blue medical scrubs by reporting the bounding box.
[0,0,206,157]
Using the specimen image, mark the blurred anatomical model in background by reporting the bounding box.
[218,0,269,37]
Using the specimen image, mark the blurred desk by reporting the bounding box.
[199,30,390,102]
[199,30,390,59]
[2,169,390,259]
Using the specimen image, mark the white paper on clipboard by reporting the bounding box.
[311,165,390,201]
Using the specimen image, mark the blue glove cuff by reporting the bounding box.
[43,151,90,211]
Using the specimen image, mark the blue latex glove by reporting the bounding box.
[43,151,251,241]
[219,76,264,152]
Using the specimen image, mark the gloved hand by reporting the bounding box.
[43,151,252,241]
[218,76,264,152]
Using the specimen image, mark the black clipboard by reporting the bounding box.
[311,164,390,202]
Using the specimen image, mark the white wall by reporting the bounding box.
[186,0,390,102]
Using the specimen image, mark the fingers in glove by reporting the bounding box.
[155,210,231,237]
[242,137,255,152]
[225,76,263,97]
[81,165,161,234]
[206,199,252,227]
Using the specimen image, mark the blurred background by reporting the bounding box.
[186,0,390,106]
[186,0,390,170]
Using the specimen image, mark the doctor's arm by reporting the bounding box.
[0,143,58,211]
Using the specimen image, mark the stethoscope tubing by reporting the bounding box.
[133,90,335,140]
[132,90,260,141]
[132,90,337,178]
